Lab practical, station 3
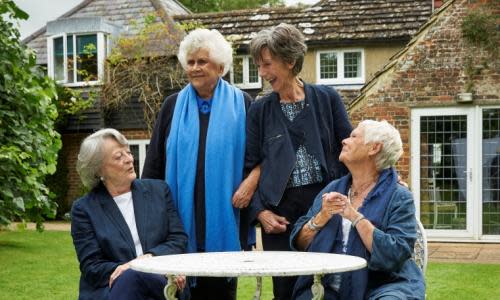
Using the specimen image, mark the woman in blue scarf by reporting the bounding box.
[291,120,425,300]
[142,28,258,300]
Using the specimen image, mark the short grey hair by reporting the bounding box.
[249,23,307,75]
[360,120,403,171]
[76,128,129,189]
[177,28,233,76]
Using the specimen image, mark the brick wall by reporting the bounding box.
[62,129,151,209]
[348,0,499,181]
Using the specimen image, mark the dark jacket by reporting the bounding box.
[246,83,352,222]
[71,179,187,300]
[141,91,254,250]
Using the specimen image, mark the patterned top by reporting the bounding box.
[280,100,323,188]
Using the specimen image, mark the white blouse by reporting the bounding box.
[113,192,144,256]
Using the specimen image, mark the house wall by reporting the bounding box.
[348,0,499,183]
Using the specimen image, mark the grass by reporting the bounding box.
[1,230,500,299]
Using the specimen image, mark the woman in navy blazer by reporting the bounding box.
[71,128,187,300]
[246,23,352,299]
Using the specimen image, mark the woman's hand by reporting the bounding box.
[108,254,154,288]
[232,177,256,208]
[109,263,130,288]
[174,275,186,290]
[257,210,289,234]
[232,165,260,209]
[319,192,348,221]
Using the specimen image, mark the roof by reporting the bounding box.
[174,0,432,48]
[348,0,454,110]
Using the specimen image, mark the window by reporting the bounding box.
[230,55,262,89]
[129,140,149,178]
[48,32,107,86]
[411,106,500,241]
[316,49,364,86]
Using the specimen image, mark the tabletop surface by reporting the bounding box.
[130,251,367,277]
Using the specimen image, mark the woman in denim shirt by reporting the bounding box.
[291,120,425,300]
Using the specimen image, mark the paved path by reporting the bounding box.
[6,222,500,264]
[428,242,500,264]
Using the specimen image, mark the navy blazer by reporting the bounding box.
[71,179,187,300]
[246,83,352,222]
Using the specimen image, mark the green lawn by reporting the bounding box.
[1,230,499,299]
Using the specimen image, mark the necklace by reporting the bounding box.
[348,179,377,204]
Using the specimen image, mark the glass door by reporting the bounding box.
[412,108,473,239]
[482,108,500,237]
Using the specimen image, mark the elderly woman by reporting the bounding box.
[291,120,426,300]
[246,23,352,299]
[142,28,257,299]
[71,128,187,300]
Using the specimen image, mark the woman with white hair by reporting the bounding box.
[291,120,425,300]
[142,29,257,299]
[71,128,187,300]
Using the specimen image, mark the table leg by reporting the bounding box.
[311,274,324,300]
[253,276,262,300]
[163,275,178,300]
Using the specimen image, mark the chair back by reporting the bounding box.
[413,218,428,274]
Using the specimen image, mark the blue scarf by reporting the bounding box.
[165,78,245,253]
[294,168,398,300]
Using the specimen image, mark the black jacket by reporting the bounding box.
[71,179,187,300]
[246,83,352,222]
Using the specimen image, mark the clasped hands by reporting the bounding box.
[319,192,358,222]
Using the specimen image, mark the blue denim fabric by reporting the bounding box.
[291,176,425,300]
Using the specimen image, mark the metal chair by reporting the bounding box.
[413,218,428,274]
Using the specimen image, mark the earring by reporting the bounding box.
[100,176,105,181]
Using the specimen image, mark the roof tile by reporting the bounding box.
[174,0,432,47]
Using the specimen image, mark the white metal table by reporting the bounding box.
[130,251,366,300]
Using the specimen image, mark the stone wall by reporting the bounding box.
[348,0,499,181]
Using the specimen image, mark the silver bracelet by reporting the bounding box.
[307,217,322,231]
[352,214,366,228]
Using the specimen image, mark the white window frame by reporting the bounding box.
[315,49,365,86]
[128,139,149,178]
[230,55,262,89]
[47,32,106,87]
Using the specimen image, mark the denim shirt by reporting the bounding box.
[290,178,426,300]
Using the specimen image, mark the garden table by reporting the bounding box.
[130,251,366,300]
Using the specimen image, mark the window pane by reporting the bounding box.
[248,58,259,83]
[130,145,140,177]
[53,37,64,81]
[419,115,467,230]
[233,57,243,84]
[320,52,337,79]
[482,108,500,235]
[76,34,98,82]
[344,51,361,78]
[67,35,74,83]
